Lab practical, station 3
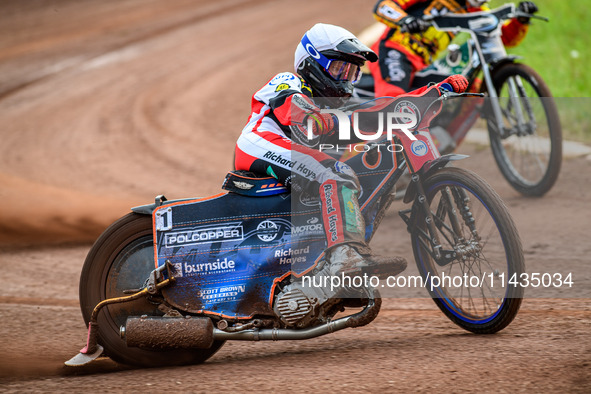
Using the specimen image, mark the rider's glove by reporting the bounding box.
[399,16,428,34]
[289,93,335,135]
[517,1,538,24]
[305,112,338,136]
[439,75,469,93]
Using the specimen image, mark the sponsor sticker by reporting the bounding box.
[233,181,254,190]
[182,258,237,276]
[275,83,290,92]
[164,223,243,247]
[411,140,428,157]
[291,216,324,236]
[269,73,296,86]
[300,78,312,95]
[197,284,247,304]
[257,220,279,242]
[394,100,421,125]
[299,192,321,207]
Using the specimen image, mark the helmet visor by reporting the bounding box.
[326,60,361,83]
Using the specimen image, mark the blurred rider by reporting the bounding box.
[370,0,539,97]
[234,23,469,281]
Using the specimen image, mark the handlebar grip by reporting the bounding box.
[398,19,431,34]
[509,11,549,22]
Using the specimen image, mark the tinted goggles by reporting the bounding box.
[301,34,362,83]
[326,60,361,83]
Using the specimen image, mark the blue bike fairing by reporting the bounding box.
[154,192,326,319]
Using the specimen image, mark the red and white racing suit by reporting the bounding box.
[235,72,367,250]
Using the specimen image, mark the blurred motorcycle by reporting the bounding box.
[354,3,562,196]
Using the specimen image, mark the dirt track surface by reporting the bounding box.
[0,0,589,392]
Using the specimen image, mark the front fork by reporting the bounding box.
[399,172,480,265]
[483,62,535,138]
[482,61,508,138]
[506,75,536,136]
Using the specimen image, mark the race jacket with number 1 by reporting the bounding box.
[239,72,315,143]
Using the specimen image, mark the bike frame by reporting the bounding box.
[345,91,470,262]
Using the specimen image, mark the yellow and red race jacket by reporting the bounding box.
[373,0,529,64]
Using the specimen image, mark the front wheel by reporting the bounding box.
[411,168,524,334]
[79,213,224,367]
[486,63,562,196]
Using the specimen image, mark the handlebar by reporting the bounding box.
[507,11,549,22]
[439,89,485,100]
[341,88,484,113]
[415,4,548,32]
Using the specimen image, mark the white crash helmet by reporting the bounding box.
[294,23,377,98]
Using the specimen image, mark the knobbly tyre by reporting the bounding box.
[65,85,525,368]
[354,3,562,196]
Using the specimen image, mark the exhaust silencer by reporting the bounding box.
[121,316,214,349]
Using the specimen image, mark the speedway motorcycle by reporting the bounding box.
[66,86,525,368]
[354,3,562,196]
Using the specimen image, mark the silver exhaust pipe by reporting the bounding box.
[213,296,381,341]
[121,295,381,348]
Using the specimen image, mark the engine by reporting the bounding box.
[273,261,341,328]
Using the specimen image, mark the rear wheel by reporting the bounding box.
[487,63,562,196]
[79,213,224,367]
[411,168,524,334]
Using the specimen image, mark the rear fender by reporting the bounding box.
[131,195,197,215]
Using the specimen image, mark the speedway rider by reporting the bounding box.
[234,23,468,282]
[370,0,538,97]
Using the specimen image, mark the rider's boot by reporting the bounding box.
[327,243,407,280]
